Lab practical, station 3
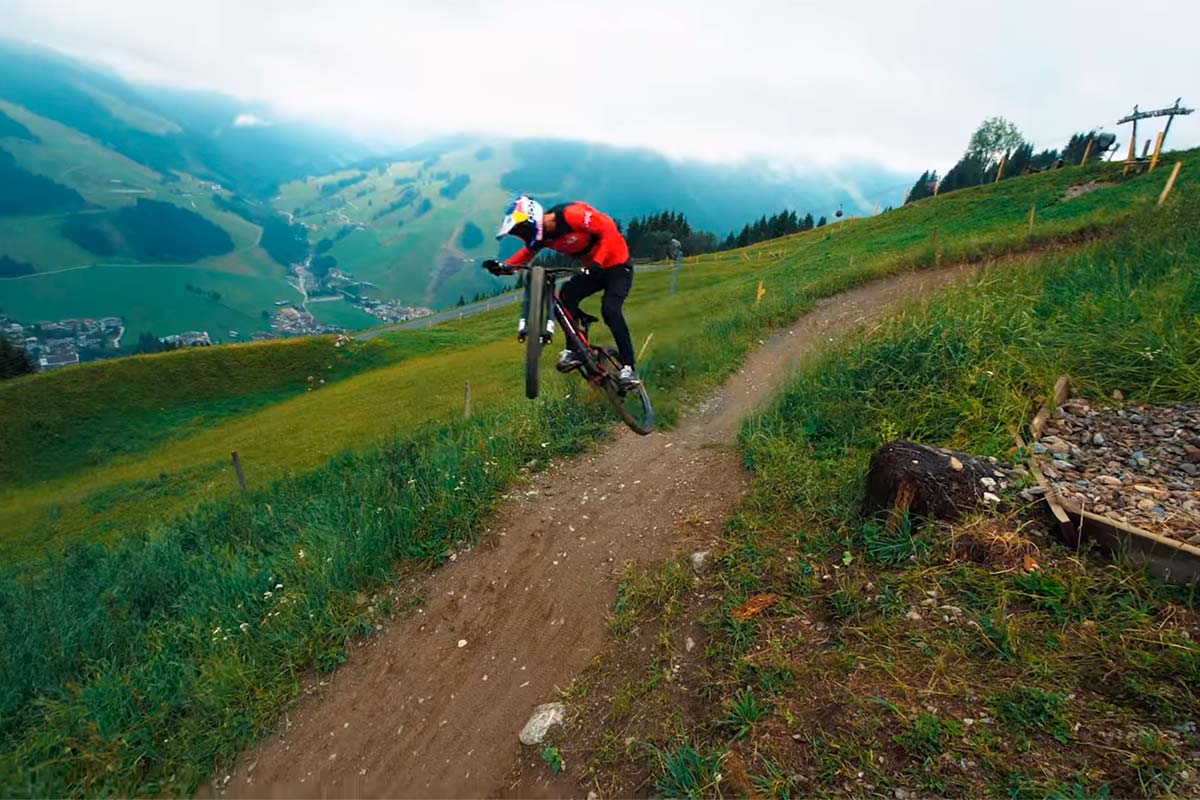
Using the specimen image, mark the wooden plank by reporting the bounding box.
[1052,375,1070,406]
[1158,161,1183,206]
[1055,496,1200,585]
[1029,375,1071,439]
[1080,137,1094,165]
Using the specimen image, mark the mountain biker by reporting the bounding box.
[483,195,639,388]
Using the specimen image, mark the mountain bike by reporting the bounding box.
[521,264,654,435]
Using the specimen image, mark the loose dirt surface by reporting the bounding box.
[216,261,982,799]
[1062,180,1116,202]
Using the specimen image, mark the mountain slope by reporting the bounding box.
[275,138,910,308]
[0,40,909,333]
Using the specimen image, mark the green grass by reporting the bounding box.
[1,153,1196,795]
[304,297,382,329]
[0,394,615,797]
[0,263,287,336]
[0,328,471,486]
[567,179,1200,797]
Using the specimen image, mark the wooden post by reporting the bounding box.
[1141,139,1152,159]
[463,382,471,418]
[1158,162,1183,206]
[1124,133,1137,175]
[933,180,940,197]
[1028,202,1036,233]
[637,332,654,362]
[1149,131,1165,173]
[994,154,1007,183]
[1080,137,1094,166]
[231,451,246,491]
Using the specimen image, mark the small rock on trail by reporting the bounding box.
[518,702,566,746]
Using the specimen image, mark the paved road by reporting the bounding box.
[355,291,522,340]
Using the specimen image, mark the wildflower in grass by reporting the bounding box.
[239,622,250,632]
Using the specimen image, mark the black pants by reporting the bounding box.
[560,263,635,367]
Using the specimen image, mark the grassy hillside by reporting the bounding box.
[0,328,473,486]
[0,150,1194,795]
[0,98,301,335]
[565,187,1200,799]
[2,153,1191,562]
[274,144,514,307]
[272,138,914,311]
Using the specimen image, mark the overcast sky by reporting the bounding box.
[4,0,1198,174]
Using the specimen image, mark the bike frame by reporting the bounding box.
[530,266,615,383]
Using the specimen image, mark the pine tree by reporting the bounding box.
[0,338,35,379]
[816,216,827,227]
[905,170,939,204]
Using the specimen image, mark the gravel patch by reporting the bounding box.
[1033,397,1200,543]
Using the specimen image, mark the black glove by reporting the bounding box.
[482,259,514,276]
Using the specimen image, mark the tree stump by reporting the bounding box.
[864,440,1010,527]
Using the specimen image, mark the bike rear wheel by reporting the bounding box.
[525,267,546,399]
[602,374,655,435]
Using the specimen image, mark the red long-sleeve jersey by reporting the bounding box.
[504,202,629,270]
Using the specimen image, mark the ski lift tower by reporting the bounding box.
[1117,98,1194,173]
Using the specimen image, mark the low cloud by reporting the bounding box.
[232,112,268,128]
[3,0,1198,174]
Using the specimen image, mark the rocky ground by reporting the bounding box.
[1033,396,1200,543]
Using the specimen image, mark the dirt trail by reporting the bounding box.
[218,261,979,799]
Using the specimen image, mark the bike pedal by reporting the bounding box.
[540,334,553,344]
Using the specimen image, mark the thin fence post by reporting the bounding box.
[994,155,1007,183]
[637,332,654,362]
[1028,202,1036,233]
[463,382,471,418]
[231,451,246,491]
[1158,162,1183,206]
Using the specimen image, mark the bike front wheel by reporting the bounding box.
[524,267,546,399]
[603,375,655,435]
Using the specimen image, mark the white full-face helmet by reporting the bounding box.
[496,195,544,246]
